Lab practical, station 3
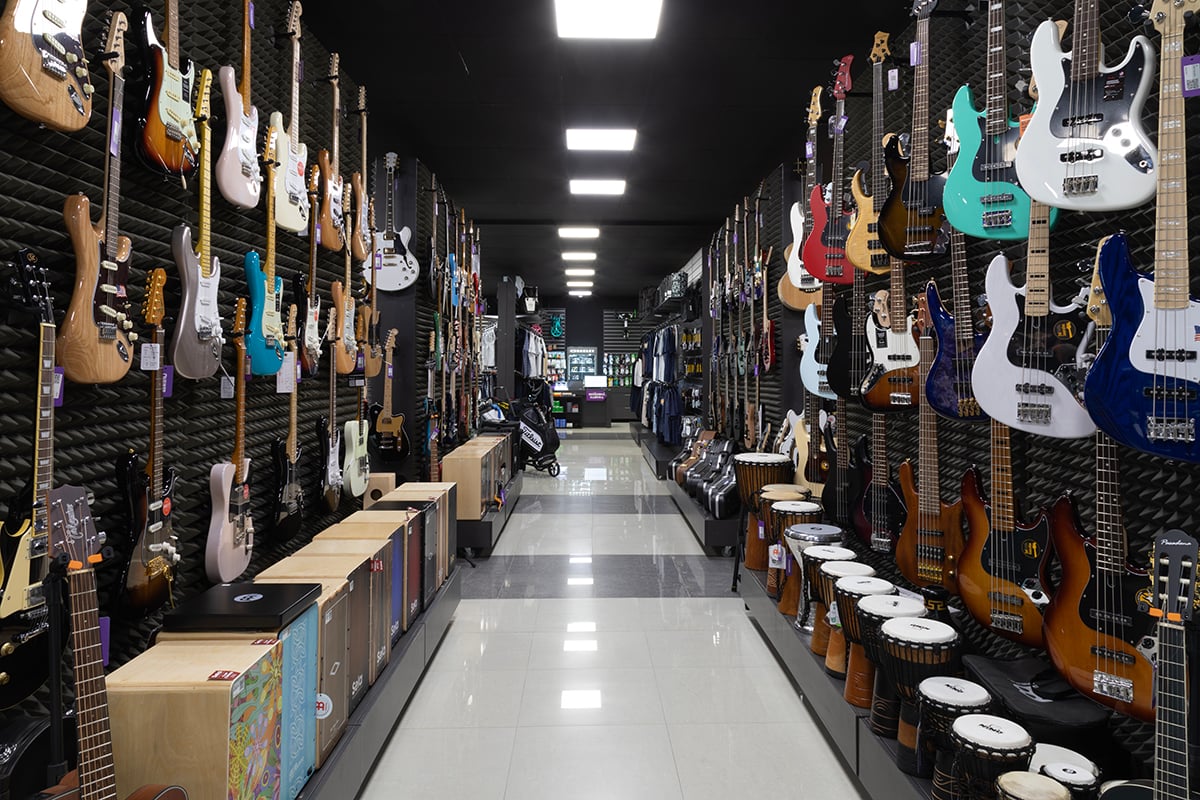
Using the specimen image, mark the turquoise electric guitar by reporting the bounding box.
[245,130,285,375]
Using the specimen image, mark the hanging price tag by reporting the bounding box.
[140,342,161,371]
[248,1,255,28]
[768,543,785,569]
[888,68,899,91]
[757,520,765,540]
[53,367,64,407]
[110,107,122,157]
[909,41,921,66]
[277,352,296,393]
[220,375,235,399]
[1182,54,1200,98]
[163,365,174,398]
[825,601,841,629]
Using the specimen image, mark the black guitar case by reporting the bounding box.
[0,714,77,800]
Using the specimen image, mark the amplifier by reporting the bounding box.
[316,519,409,644]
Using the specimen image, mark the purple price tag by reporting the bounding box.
[53,367,64,407]
[110,108,121,157]
[387,363,393,379]
[163,365,174,398]
[355,351,364,370]
[834,115,848,134]
[910,41,921,66]
[1183,54,1200,98]
[248,1,255,29]
[99,616,111,666]
[805,141,814,159]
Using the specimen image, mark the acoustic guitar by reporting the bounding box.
[132,0,199,176]
[214,0,262,209]
[0,0,92,130]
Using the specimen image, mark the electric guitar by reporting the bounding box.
[801,56,854,285]
[342,388,370,499]
[877,0,949,262]
[372,153,421,292]
[850,413,907,553]
[57,13,135,385]
[132,0,198,177]
[116,268,180,613]
[349,87,372,262]
[317,52,345,252]
[270,2,308,233]
[1096,531,1197,800]
[271,305,304,540]
[1014,0,1157,212]
[246,129,285,375]
[372,329,411,459]
[40,486,188,800]
[0,251,57,710]
[845,31,893,275]
[214,0,262,209]
[1042,237,1156,722]
[860,238,920,411]
[797,388,830,494]
[895,290,964,592]
[205,298,253,583]
[300,164,322,374]
[0,0,92,130]
[799,283,837,400]
[1084,0,1200,464]
[169,68,223,380]
[357,200,383,378]
[778,88,822,311]
[319,313,343,512]
[826,253,869,401]
[944,0,1055,240]
[820,399,853,526]
[332,184,358,375]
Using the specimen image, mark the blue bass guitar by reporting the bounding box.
[924,241,987,422]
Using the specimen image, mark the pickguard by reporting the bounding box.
[154,61,198,152]
[976,518,1052,610]
[235,109,260,174]
[800,304,835,400]
[193,262,222,342]
[1126,278,1200,383]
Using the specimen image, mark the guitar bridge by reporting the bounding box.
[1092,671,1133,703]
[1016,402,1052,424]
[981,210,1014,229]
[989,610,1023,633]
[1063,175,1099,195]
[1147,417,1195,443]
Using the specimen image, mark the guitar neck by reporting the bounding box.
[307,188,319,299]
[804,128,818,238]
[164,0,180,71]
[870,61,887,199]
[1022,201,1052,317]
[851,267,867,384]
[386,165,397,234]
[239,0,252,111]
[149,326,165,497]
[287,351,299,463]
[67,567,118,795]
[33,324,55,542]
[1070,0,1100,81]
[1154,620,1191,800]
[328,340,337,429]
[829,99,846,217]
[329,79,340,174]
[949,228,973,349]
[102,73,126,260]
[233,343,246,483]
[198,103,213,277]
[889,258,906,333]
[984,0,1008,134]
[288,37,301,147]
[1153,23,1189,309]
[989,419,1014,533]
[872,411,887,478]
[910,16,931,181]
[917,326,940,519]
[264,160,277,283]
[383,350,395,412]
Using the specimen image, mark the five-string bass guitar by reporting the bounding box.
[777,87,823,312]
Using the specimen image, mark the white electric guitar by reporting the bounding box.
[371,153,420,291]
[799,285,836,400]
[342,394,370,499]
[214,0,261,209]
[269,2,308,233]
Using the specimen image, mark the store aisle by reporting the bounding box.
[360,430,866,800]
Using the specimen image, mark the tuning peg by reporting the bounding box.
[128,332,139,342]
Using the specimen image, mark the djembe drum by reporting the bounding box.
[764,498,822,601]
[917,676,993,796]
[857,594,926,738]
[757,490,815,596]
[879,617,962,775]
[800,544,855,654]
[951,714,1035,800]
[996,773,1070,800]
[818,561,876,679]
[834,575,896,708]
[733,453,793,570]
[783,524,843,629]
[1037,763,1100,800]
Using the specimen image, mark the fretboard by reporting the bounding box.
[288,38,301,148]
[1022,201,1052,317]
[164,0,180,71]
[150,326,164,499]
[198,97,213,278]
[385,165,396,234]
[984,0,1009,135]
[871,412,888,530]
[803,128,818,240]
[889,258,906,334]
[265,158,277,283]
[806,390,821,479]
[102,75,125,261]
[949,228,973,350]
[329,78,341,176]
[68,567,118,797]
[989,419,1014,533]
[1153,621,1191,800]
[818,284,834,362]
[287,358,298,463]
[828,98,847,241]
[239,0,252,113]
[870,61,887,199]
[917,325,939,519]
[34,324,55,539]
[1069,0,1100,81]
[1092,323,1127,572]
[234,344,246,484]
[1153,25,1189,310]
[850,267,867,386]
[836,397,849,520]
[328,340,337,430]
[383,350,395,413]
[910,16,931,182]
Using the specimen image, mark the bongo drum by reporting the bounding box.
[818,561,876,679]
[733,453,793,570]
[1036,763,1100,800]
[782,525,843,626]
[800,544,855,654]
[857,594,926,739]
[995,773,1070,800]
[765,499,822,603]
[917,677,993,796]
[834,575,895,707]
[879,617,962,775]
[951,714,1035,800]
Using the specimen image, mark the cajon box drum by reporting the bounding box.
[351,499,448,592]
[317,519,411,645]
[364,472,397,508]
[108,640,283,800]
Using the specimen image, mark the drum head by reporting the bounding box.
[734,453,791,464]
[786,524,843,543]
[834,575,894,597]
[1028,745,1098,778]
[820,560,876,580]
[803,544,855,561]
[952,714,1032,751]
[880,617,957,645]
[772,500,822,514]
[1039,763,1099,788]
[761,491,806,503]
[857,595,925,619]
[995,771,1070,800]
[918,677,991,709]
[761,483,810,497]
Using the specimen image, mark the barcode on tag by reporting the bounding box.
[1182,55,1200,97]
[220,375,235,399]
[140,342,160,371]
[888,68,899,91]
[277,352,296,393]
[825,602,841,628]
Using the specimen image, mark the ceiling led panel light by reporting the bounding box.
[559,227,600,239]
[562,252,597,261]
[569,179,625,195]
[566,128,637,151]
[564,269,595,277]
[566,281,594,288]
[555,0,662,39]
[569,290,593,297]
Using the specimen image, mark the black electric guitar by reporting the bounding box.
[371,329,411,460]
[272,305,304,539]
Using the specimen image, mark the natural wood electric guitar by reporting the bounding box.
[371,329,411,460]
[318,53,346,252]
[332,185,358,375]
[132,0,199,176]
[214,0,262,209]
[57,12,136,385]
[349,86,372,262]
[845,32,892,276]
[357,200,383,377]
[0,0,93,130]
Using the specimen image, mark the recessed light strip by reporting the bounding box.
[569,179,625,195]
[559,227,600,239]
[566,128,637,151]
[564,268,595,277]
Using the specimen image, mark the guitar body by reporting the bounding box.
[357,304,381,377]
[115,452,174,613]
[800,304,835,400]
[373,226,420,291]
[845,172,889,274]
[214,65,261,209]
[0,714,77,800]
[849,434,906,553]
[795,413,829,494]
[801,185,854,284]
[342,420,369,497]
[169,224,221,379]
[926,280,987,421]
[826,292,866,401]
[370,405,411,461]
[958,466,1053,648]
[301,294,322,375]
[244,250,284,375]
[57,196,133,384]
[972,252,1095,438]
[317,148,345,251]
[270,111,309,232]
[1085,233,1200,462]
[944,85,1053,240]
[819,421,854,526]
[318,417,343,512]
[331,282,357,375]
[205,459,252,583]
[1015,22,1156,212]
[877,136,949,262]
[132,9,197,176]
[0,604,49,709]
[1043,495,1155,721]
[39,769,187,800]
[895,459,962,592]
[860,303,920,412]
[0,0,91,130]
[271,438,303,541]
[779,204,820,311]
[350,171,370,262]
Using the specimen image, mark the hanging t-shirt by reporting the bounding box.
[481,327,497,369]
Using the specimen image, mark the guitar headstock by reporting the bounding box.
[307,163,320,197]
[286,303,298,344]
[1149,0,1200,35]
[807,86,823,127]
[285,1,303,39]
[358,86,367,114]
[193,68,212,123]
[103,10,128,78]
[385,152,398,170]
[143,268,167,327]
[911,0,940,19]
[1150,530,1199,621]
[1086,236,1113,327]
[869,31,891,63]
[233,298,248,357]
[916,282,933,333]
[8,249,54,325]
[48,486,104,570]
[385,328,398,356]
[832,55,854,100]
[328,52,340,84]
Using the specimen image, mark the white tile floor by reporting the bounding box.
[360,428,866,800]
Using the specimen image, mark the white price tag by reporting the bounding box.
[825,601,841,629]
[220,375,235,399]
[888,68,899,91]
[768,543,785,569]
[276,352,296,393]
[896,586,923,602]
[140,343,161,371]
[909,41,921,66]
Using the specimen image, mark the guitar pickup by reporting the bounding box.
[889,393,913,405]
[1017,402,1052,424]
[980,193,1015,204]
[1143,385,1198,401]
[1092,671,1133,702]
[24,583,45,608]
[1147,417,1196,443]
[1060,149,1103,163]
[886,354,914,362]
[1144,348,1197,362]
[1063,175,1099,195]
[1064,113,1104,127]
[1090,646,1136,667]
[29,533,47,557]
[989,610,1023,633]
[1014,382,1053,395]
[980,161,1014,171]
[41,32,67,57]
[981,210,1014,228]
[101,260,118,272]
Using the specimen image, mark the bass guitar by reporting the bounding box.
[40,486,188,800]
[332,183,358,375]
[777,87,824,311]
[131,0,198,177]
[0,0,92,130]
[1015,0,1156,212]
[797,387,830,494]
[895,290,964,592]
[57,13,135,385]
[349,87,372,262]
[372,329,412,459]
[271,305,304,540]
[317,53,345,252]
[845,31,893,275]
[205,298,253,583]
[318,312,343,512]
[850,413,907,553]
[799,283,837,400]
[246,129,285,375]
[214,0,262,209]
[877,0,949,262]
[169,68,223,380]
[820,399,854,526]
[373,153,421,291]
[270,2,308,233]
[116,268,179,613]
[1084,0,1200,464]
[801,56,854,285]
[860,242,919,411]
[300,164,322,374]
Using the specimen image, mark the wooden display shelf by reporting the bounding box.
[457,470,524,552]
[665,477,739,552]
